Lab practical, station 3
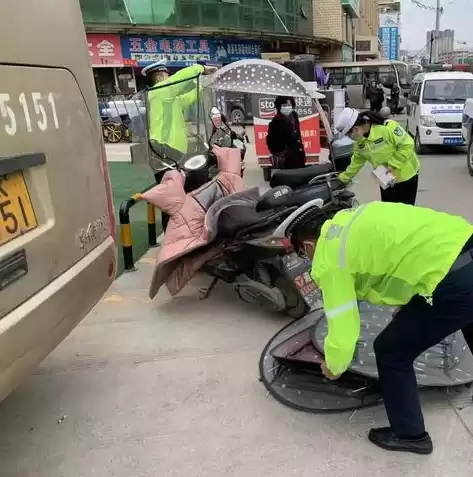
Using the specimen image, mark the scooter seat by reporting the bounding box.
[256,186,293,212]
[285,178,345,206]
[270,163,334,188]
[217,205,295,238]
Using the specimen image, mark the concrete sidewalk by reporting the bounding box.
[1,251,472,477]
[1,145,473,476]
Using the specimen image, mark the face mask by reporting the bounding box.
[349,126,364,141]
[301,240,315,259]
[280,106,293,116]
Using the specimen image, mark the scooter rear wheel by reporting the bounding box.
[273,276,309,319]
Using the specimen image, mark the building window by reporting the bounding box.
[344,14,353,46]
[356,40,371,52]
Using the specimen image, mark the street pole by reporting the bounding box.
[434,0,441,62]
[429,33,434,64]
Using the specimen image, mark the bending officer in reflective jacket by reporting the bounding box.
[335,108,420,205]
[297,201,473,455]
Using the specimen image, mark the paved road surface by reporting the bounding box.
[1,138,473,477]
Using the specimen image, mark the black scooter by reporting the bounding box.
[198,183,354,319]
[268,134,354,191]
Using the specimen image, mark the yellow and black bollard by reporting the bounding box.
[147,203,157,247]
[119,192,142,271]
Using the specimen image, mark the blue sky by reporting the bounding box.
[400,0,472,51]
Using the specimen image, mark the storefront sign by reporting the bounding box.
[87,34,124,67]
[216,40,261,63]
[378,26,399,61]
[252,95,321,166]
[261,52,291,63]
[120,36,261,67]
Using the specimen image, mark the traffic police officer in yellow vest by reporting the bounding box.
[297,201,473,455]
[142,60,216,184]
[335,108,420,205]
[142,60,216,229]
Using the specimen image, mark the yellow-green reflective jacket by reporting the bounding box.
[339,121,420,184]
[148,64,204,153]
[310,201,473,375]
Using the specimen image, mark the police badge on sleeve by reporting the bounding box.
[393,126,403,136]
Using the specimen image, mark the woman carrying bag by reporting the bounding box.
[266,96,306,170]
[335,108,420,205]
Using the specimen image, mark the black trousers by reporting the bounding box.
[373,234,473,437]
[154,170,170,231]
[370,101,382,112]
[380,174,418,205]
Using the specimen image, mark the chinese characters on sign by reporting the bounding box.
[221,42,261,62]
[122,36,212,67]
[253,95,321,163]
[120,36,262,67]
[87,34,124,67]
[378,27,399,61]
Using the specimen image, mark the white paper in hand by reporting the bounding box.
[372,165,396,190]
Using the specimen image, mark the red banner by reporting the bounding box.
[87,34,124,68]
[252,96,321,166]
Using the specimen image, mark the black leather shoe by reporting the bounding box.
[368,427,433,455]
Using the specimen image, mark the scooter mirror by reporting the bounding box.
[209,106,223,128]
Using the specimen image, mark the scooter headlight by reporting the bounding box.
[183,154,207,170]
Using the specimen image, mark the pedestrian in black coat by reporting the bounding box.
[367,80,384,112]
[266,96,306,169]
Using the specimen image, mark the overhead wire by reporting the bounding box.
[408,0,443,12]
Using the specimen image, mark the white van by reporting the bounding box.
[406,71,473,154]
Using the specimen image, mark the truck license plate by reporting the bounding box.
[0,172,37,246]
[443,137,463,145]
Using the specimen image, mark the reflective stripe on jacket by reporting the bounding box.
[148,64,204,154]
[339,121,420,184]
[310,201,473,375]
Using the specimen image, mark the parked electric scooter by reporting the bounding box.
[144,108,356,318]
[197,186,354,319]
[146,153,354,319]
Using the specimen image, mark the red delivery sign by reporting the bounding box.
[252,95,321,166]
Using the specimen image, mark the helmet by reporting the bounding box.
[141,59,169,77]
[379,106,391,119]
[335,107,360,136]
